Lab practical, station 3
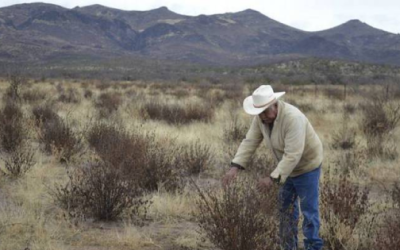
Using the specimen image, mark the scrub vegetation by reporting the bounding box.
[0,76,399,250]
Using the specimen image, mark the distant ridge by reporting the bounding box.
[1,3,400,66]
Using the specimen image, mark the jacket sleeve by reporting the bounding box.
[231,117,263,168]
[270,115,306,183]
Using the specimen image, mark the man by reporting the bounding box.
[222,85,324,250]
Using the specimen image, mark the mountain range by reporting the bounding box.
[1,3,400,67]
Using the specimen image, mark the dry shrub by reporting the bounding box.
[393,182,400,208]
[170,88,190,99]
[198,84,244,107]
[246,152,276,176]
[393,85,400,99]
[376,213,400,249]
[83,89,93,99]
[33,106,83,162]
[271,84,290,93]
[21,89,47,103]
[285,98,315,113]
[95,92,122,118]
[96,81,112,91]
[220,84,244,102]
[176,140,213,175]
[0,146,36,177]
[32,105,59,125]
[87,122,142,167]
[365,136,398,160]
[321,169,374,250]
[58,88,81,104]
[224,144,274,177]
[0,102,26,153]
[324,87,346,100]
[222,114,249,144]
[343,103,357,115]
[140,101,214,125]
[360,98,399,137]
[87,122,182,191]
[331,113,356,150]
[331,128,356,150]
[194,176,280,250]
[52,161,150,221]
[140,138,182,191]
[3,74,26,102]
[333,149,366,176]
[375,182,400,249]
[359,98,400,159]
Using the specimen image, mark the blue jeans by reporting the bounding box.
[279,166,323,250]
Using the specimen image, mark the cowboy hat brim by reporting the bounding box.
[243,92,285,115]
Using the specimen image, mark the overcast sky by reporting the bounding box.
[1,0,399,34]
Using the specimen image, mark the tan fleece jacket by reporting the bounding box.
[231,100,323,183]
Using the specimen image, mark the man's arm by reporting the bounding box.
[270,115,306,183]
[222,116,263,186]
[231,116,263,169]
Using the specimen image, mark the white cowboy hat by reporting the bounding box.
[243,85,285,115]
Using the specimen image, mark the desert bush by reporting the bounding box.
[3,74,26,103]
[140,100,214,125]
[220,84,244,102]
[393,182,400,208]
[365,135,398,160]
[34,107,83,162]
[331,128,356,150]
[360,98,400,138]
[87,122,182,191]
[184,103,214,123]
[324,87,346,100]
[95,92,122,118]
[376,213,400,249]
[198,84,244,107]
[374,182,400,249]
[285,98,316,113]
[21,89,47,103]
[176,140,213,175]
[343,103,357,115]
[246,152,276,176]
[194,176,280,250]
[87,122,146,169]
[169,88,190,99]
[52,161,150,221]
[222,114,249,144]
[58,88,81,104]
[96,81,112,91]
[295,102,315,113]
[224,144,274,177]
[139,138,182,191]
[0,146,36,177]
[331,113,356,150]
[83,89,93,99]
[32,105,60,125]
[0,102,26,153]
[359,97,400,159]
[321,169,374,250]
[333,149,366,176]
[393,85,400,99]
